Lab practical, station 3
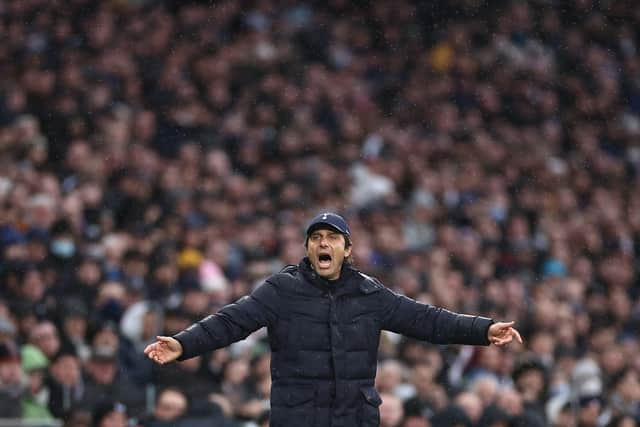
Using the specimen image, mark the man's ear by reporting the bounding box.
[344,242,352,258]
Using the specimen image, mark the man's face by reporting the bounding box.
[155,390,187,421]
[51,355,81,386]
[0,359,22,385]
[31,322,60,357]
[306,228,351,280]
[88,359,117,385]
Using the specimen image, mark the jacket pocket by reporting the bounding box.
[270,385,316,427]
[359,386,382,427]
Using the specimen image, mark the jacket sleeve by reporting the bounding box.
[173,279,280,360]
[378,287,493,346]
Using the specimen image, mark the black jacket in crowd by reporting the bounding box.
[173,258,493,427]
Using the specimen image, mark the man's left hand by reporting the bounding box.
[488,321,523,346]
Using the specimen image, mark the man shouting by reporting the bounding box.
[145,212,522,427]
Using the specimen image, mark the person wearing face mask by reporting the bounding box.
[50,237,75,259]
[49,220,76,261]
[145,212,522,427]
[47,219,78,285]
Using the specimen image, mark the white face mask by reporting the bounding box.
[51,239,75,258]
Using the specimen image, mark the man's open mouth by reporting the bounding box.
[318,253,332,268]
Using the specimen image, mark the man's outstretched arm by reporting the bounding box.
[145,280,280,363]
[379,288,521,346]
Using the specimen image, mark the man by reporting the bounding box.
[29,321,61,360]
[153,388,189,422]
[0,342,24,418]
[46,348,84,418]
[81,346,145,418]
[145,212,522,427]
[140,387,189,427]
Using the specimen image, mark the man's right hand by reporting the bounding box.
[144,336,183,364]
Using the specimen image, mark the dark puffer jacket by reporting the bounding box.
[173,258,493,427]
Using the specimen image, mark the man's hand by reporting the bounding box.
[488,321,523,346]
[144,336,183,364]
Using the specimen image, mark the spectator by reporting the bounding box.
[454,392,485,426]
[46,348,84,418]
[152,354,218,407]
[376,359,410,398]
[577,395,606,427]
[0,317,17,345]
[153,387,188,422]
[81,346,145,418]
[29,321,61,361]
[58,299,91,362]
[608,367,640,421]
[511,355,549,424]
[379,392,405,427]
[403,361,445,420]
[20,344,53,420]
[0,342,24,418]
[470,376,500,409]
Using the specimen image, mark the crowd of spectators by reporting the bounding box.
[1,0,640,426]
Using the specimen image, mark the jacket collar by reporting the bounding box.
[298,257,363,297]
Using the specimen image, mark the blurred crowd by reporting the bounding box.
[0,0,639,426]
